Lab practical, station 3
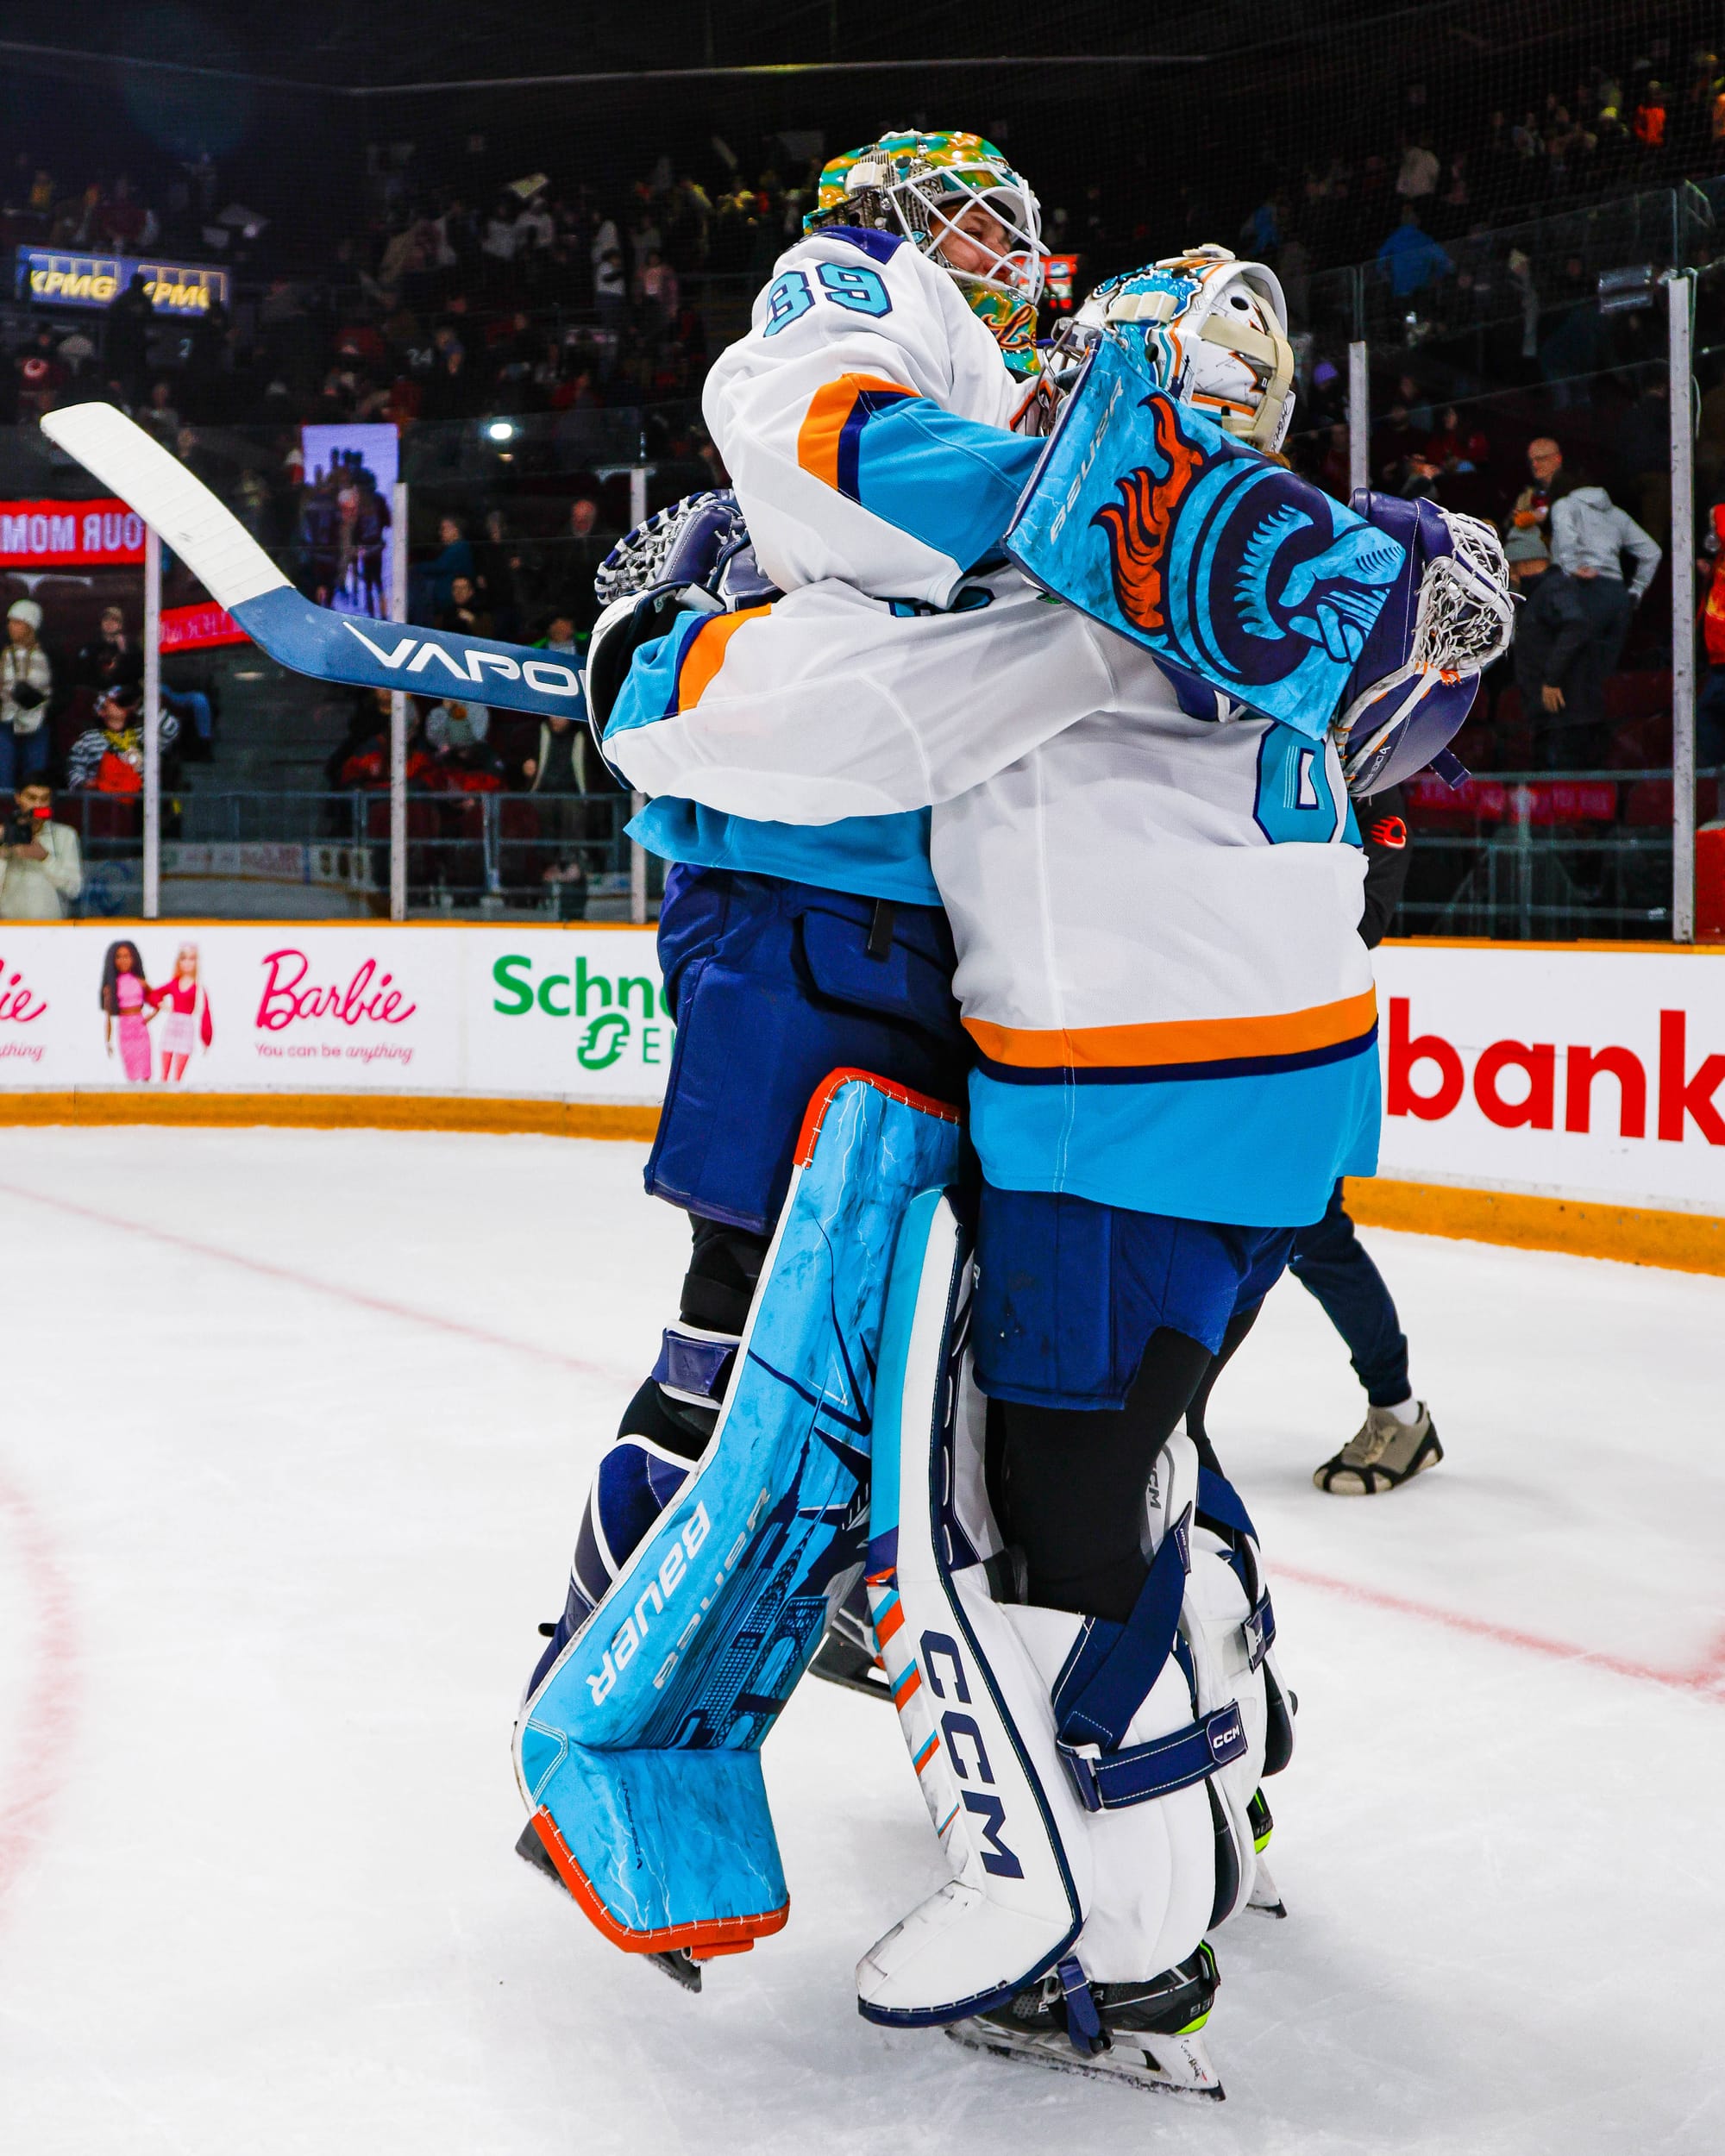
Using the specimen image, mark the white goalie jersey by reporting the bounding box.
[702,225,1039,609]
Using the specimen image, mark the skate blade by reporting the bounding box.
[944,2020,1225,2101]
[807,1638,894,1702]
[1248,1858,1289,1920]
[649,1948,703,1994]
[517,1824,706,1994]
[515,1818,562,1884]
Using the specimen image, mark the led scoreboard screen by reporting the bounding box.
[16,250,230,317]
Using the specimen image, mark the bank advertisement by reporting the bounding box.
[1372,943,1725,1216]
[0,924,674,1105]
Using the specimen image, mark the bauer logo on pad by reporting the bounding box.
[1007,335,1406,740]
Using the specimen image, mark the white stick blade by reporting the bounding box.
[40,403,289,611]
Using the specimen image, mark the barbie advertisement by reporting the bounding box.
[0,923,674,1104]
[98,938,214,1084]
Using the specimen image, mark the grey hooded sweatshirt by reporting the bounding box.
[1549,485,1662,600]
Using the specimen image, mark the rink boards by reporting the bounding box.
[0,921,1721,1270]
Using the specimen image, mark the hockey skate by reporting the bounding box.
[1314,1401,1442,1495]
[945,1945,1226,2101]
[807,1567,891,1700]
[1245,1789,1287,1918]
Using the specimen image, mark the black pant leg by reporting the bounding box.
[999,1327,1215,1623]
[1182,1300,1264,1449]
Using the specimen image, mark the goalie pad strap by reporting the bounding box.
[1061,1702,1249,1814]
[649,1325,738,1407]
[1051,1509,1192,1751]
[1196,1465,1259,1547]
[1244,1591,1276,1673]
[1045,1495,1247,1815]
[1056,1955,1108,2057]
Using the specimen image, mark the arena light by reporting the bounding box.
[1596,265,1656,315]
[486,418,517,442]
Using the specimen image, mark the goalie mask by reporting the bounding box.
[1335,495,1513,796]
[807,130,1044,374]
[1078,247,1295,454]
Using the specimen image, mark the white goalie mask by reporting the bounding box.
[1078,247,1295,454]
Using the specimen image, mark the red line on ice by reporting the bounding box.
[0,1180,630,1384]
[1275,1561,1725,1701]
[0,1468,79,1915]
[3,1184,1719,1703]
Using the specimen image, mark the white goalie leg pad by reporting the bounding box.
[1182,1526,1264,1925]
[858,1194,1087,2027]
[857,1194,1238,2026]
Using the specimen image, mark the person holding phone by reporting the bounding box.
[0,599,53,790]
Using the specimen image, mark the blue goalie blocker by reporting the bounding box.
[1006,333,1407,741]
[513,1070,962,1963]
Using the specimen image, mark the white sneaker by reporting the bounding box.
[1314,1402,1442,1495]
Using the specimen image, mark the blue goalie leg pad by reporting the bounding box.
[514,1069,961,1959]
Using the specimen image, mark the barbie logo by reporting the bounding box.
[254,948,417,1032]
[0,957,47,1025]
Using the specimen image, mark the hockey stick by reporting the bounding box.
[40,403,586,719]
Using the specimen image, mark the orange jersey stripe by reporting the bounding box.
[795,372,918,491]
[966,987,1379,1070]
[674,605,772,711]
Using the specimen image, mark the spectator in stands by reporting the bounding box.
[104,272,155,400]
[1395,135,1440,201]
[140,379,180,448]
[635,249,681,338]
[1507,436,1568,538]
[1504,529,1610,769]
[15,329,65,421]
[335,695,434,791]
[161,675,216,760]
[424,699,492,755]
[536,611,580,655]
[427,704,505,796]
[481,196,520,290]
[436,573,496,641]
[326,687,396,789]
[474,510,524,637]
[1699,503,1725,771]
[568,496,606,542]
[77,605,137,692]
[593,247,628,369]
[1377,205,1452,300]
[422,330,482,422]
[0,599,53,791]
[67,680,179,792]
[521,712,589,795]
[411,516,474,621]
[0,778,81,920]
[1548,476,1661,680]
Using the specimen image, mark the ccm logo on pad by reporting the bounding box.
[922,1629,1025,1881]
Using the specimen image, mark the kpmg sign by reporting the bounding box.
[15,249,229,317]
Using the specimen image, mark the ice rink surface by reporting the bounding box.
[0,1125,1721,2156]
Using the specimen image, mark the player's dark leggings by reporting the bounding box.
[1183,1184,1412,1444]
[999,1327,1217,1625]
[617,1216,770,1465]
